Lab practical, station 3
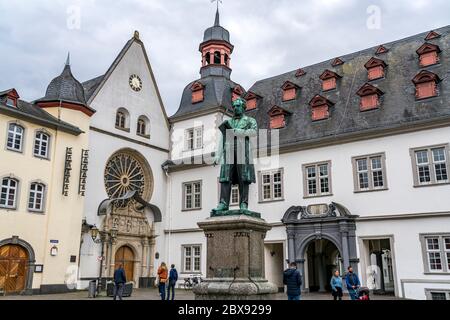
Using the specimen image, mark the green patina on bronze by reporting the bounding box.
[212,98,260,218]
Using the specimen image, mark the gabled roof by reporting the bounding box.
[416,42,441,55]
[375,45,389,55]
[425,30,441,41]
[412,70,441,84]
[84,33,170,128]
[364,57,387,69]
[0,98,82,135]
[319,69,342,80]
[281,81,300,90]
[309,95,335,108]
[268,105,292,116]
[356,83,384,97]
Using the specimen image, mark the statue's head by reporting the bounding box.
[232,97,247,117]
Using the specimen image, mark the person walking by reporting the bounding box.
[330,270,343,300]
[283,262,302,300]
[157,262,168,300]
[113,264,127,301]
[166,264,178,301]
[345,266,361,300]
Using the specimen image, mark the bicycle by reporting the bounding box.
[183,275,203,290]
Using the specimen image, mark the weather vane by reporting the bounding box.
[211,0,223,11]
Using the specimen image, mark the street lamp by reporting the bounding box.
[90,225,100,243]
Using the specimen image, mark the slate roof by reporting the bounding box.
[202,9,231,44]
[82,75,104,101]
[245,25,450,149]
[36,63,88,106]
[0,97,83,135]
[171,75,244,120]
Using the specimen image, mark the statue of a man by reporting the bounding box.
[213,98,258,213]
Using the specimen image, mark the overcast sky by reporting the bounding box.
[0,0,449,116]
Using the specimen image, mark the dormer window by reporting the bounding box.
[6,98,16,107]
[425,30,441,41]
[356,83,384,111]
[332,58,344,67]
[268,106,291,129]
[281,81,299,102]
[365,57,387,81]
[295,69,306,77]
[232,85,244,102]
[191,82,204,104]
[1,89,19,108]
[416,43,441,67]
[412,70,441,100]
[319,70,341,91]
[245,91,261,111]
[375,45,389,55]
[309,95,334,121]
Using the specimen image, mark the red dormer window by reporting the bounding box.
[375,45,389,55]
[416,43,441,67]
[364,57,387,81]
[412,70,440,100]
[268,106,291,129]
[295,68,306,77]
[1,89,19,108]
[191,82,204,104]
[232,85,244,102]
[319,70,341,91]
[332,58,344,67]
[425,30,441,41]
[245,91,261,111]
[281,81,299,102]
[356,83,384,111]
[309,95,334,121]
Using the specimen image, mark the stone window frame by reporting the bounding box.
[425,289,450,300]
[181,244,202,274]
[410,144,450,187]
[0,176,20,210]
[136,115,150,139]
[5,121,26,154]
[352,152,388,193]
[419,233,450,274]
[258,168,284,203]
[115,108,130,132]
[184,126,204,152]
[182,180,202,211]
[302,160,333,198]
[33,129,52,160]
[27,180,47,214]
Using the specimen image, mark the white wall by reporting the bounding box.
[79,39,170,282]
[166,125,450,299]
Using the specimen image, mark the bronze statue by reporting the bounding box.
[213,97,258,217]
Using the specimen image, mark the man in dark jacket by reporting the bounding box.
[283,262,302,300]
[345,266,361,300]
[113,264,127,300]
[166,264,178,301]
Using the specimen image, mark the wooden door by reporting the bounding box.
[0,245,28,294]
[114,246,134,282]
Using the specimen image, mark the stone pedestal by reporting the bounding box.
[193,215,278,300]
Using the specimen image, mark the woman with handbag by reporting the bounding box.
[157,262,168,300]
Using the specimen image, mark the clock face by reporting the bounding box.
[129,74,142,92]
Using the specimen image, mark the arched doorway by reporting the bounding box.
[305,239,343,292]
[0,244,29,294]
[115,246,135,282]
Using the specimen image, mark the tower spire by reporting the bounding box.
[212,0,222,26]
[65,52,70,66]
[214,7,220,26]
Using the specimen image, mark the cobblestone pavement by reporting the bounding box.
[0,289,402,300]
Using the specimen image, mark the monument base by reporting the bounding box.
[193,215,278,300]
